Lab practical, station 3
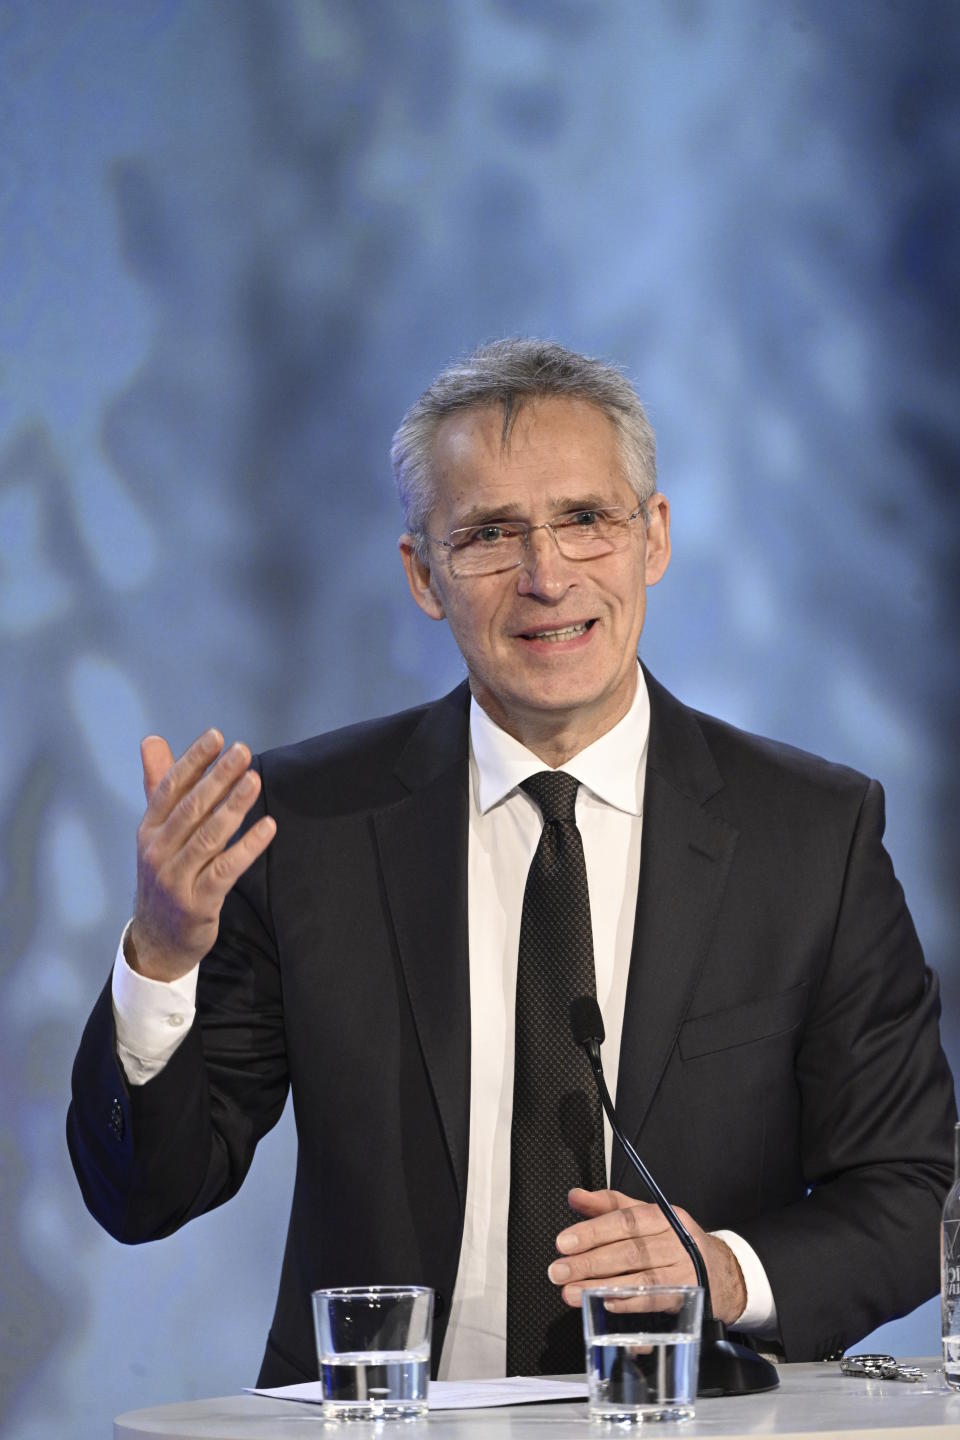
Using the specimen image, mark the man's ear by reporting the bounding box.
[399,535,446,620]
[644,493,671,587]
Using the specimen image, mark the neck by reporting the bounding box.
[471,675,638,768]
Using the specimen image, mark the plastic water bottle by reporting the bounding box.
[941,1121,960,1388]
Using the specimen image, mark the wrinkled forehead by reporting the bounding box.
[428,396,628,508]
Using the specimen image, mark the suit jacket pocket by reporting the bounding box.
[678,982,808,1060]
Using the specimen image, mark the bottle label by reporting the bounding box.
[944,1220,960,1300]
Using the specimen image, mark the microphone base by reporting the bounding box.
[697,1322,780,1397]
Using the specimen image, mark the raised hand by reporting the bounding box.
[548,1187,748,1325]
[128,729,277,982]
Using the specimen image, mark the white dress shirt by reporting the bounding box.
[112,669,777,1375]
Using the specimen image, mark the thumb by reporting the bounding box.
[140,734,175,801]
[567,1187,621,1216]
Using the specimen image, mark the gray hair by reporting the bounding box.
[391,338,657,552]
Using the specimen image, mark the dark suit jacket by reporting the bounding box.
[67,672,956,1383]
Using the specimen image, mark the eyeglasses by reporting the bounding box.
[425,504,646,577]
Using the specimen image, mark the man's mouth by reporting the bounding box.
[518,619,596,642]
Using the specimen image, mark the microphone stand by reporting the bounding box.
[571,998,779,1397]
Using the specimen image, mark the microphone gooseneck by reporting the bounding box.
[569,996,779,1398]
[568,998,711,1298]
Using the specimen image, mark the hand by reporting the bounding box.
[547,1187,747,1326]
[128,730,277,982]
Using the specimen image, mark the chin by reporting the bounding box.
[514,679,609,716]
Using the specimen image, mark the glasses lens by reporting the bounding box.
[553,511,623,559]
[448,531,525,576]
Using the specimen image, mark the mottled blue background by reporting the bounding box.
[1,1,958,1434]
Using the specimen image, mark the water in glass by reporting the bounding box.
[588,1332,698,1422]
[319,1346,430,1419]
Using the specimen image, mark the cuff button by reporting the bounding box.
[109,1099,125,1141]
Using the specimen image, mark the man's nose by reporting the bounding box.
[516,524,576,598]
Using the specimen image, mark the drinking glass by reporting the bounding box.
[582,1284,703,1423]
[311,1285,433,1420]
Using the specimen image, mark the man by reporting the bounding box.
[68,339,956,1384]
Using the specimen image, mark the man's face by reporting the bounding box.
[399,396,670,757]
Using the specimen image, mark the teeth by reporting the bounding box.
[527,623,589,642]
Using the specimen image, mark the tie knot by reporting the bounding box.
[521,770,580,824]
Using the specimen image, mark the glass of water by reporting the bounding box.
[311,1285,433,1420]
[581,1284,703,1423]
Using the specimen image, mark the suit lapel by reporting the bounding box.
[373,685,472,1208]
[367,674,738,1203]
[611,673,739,1190]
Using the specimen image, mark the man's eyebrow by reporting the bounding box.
[449,501,526,528]
[551,493,619,513]
[449,494,618,529]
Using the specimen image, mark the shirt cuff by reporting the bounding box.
[711,1229,778,1336]
[111,920,199,1086]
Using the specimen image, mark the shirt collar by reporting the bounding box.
[469,665,650,818]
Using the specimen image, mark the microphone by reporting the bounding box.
[570,996,779,1398]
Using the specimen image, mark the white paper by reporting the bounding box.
[246,1376,588,1410]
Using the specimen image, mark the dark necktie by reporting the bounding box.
[506,770,608,1376]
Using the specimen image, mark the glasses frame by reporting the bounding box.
[424,502,647,577]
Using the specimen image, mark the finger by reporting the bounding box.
[557,1196,664,1255]
[143,729,224,822]
[169,763,265,882]
[555,1278,690,1313]
[194,812,277,902]
[551,1226,697,1308]
[140,735,176,801]
[155,741,254,855]
[601,1283,696,1313]
[550,1222,688,1284]
[549,1235,668,1287]
[567,1186,635,1217]
[559,1259,696,1309]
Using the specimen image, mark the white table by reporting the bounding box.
[115,1361,960,1439]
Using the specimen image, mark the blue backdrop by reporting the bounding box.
[1,2,958,1435]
